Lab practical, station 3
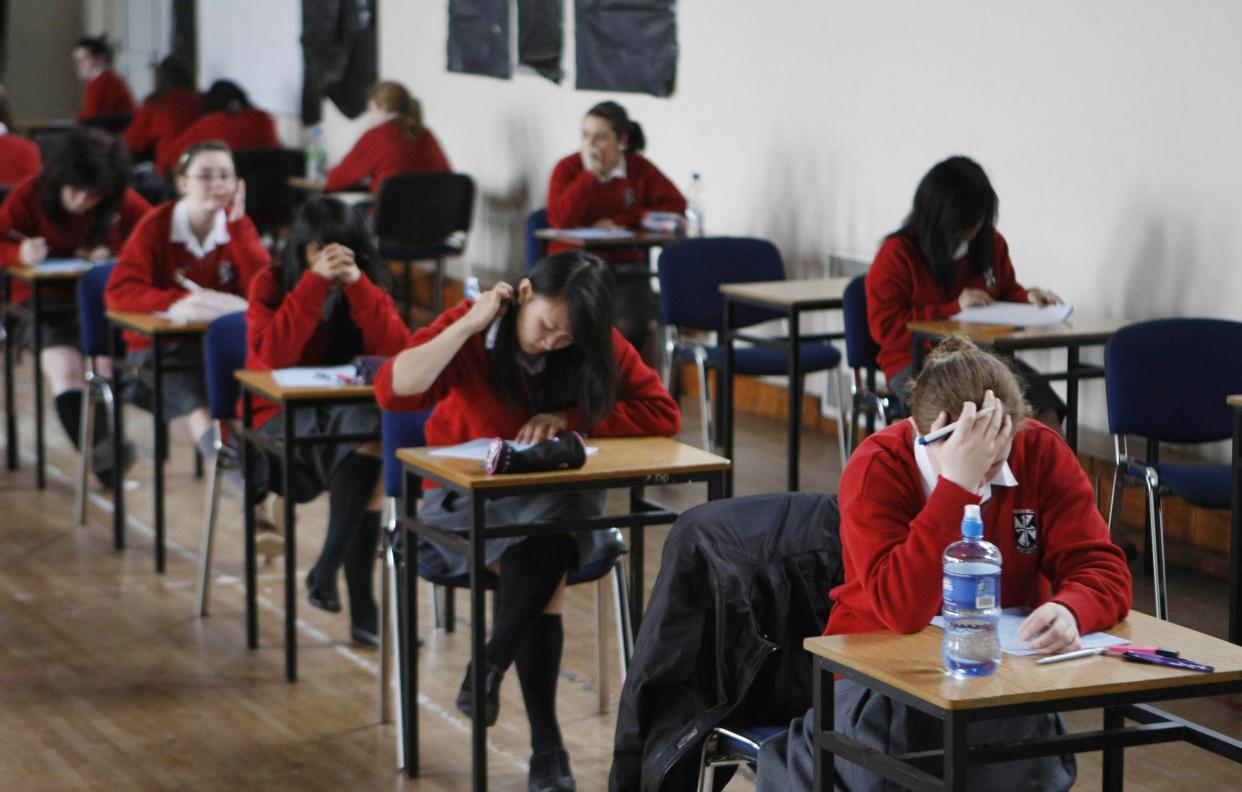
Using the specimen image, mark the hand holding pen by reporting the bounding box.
[922,390,1014,493]
[6,229,48,266]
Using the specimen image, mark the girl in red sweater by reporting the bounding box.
[757,337,1132,792]
[0,86,41,185]
[72,36,136,123]
[546,101,686,357]
[245,197,410,644]
[324,81,450,195]
[0,127,150,485]
[866,156,1065,429]
[159,81,279,176]
[106,140,268,455]
[377,251,680,791]
[123,56,202,165]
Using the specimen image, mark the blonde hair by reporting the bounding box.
[369,81,423,138]
[907,335,1032,434]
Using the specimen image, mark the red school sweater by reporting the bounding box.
[0,133,41,186]
[0,177,151,303]
[827,419,1131,638]
[78,69,137,122]
[866,231,1030,379]
[546,151,686,264]
[374,301,682,486]
[158,109,280,174]
[123,88,202,161]
[324,120,451,195]
[104,200,269,349]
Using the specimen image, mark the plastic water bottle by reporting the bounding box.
[685,172,706,237]
[307,125,328,181]
[941,504,1002,677]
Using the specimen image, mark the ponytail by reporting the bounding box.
[369,81,424,138]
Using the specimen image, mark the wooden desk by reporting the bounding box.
[533,227,685,250]
[106,311,210,570]
[396,437,730,787]
[718,277,852,494]
[1227,394,1242,645]
[2,265,93,487]
[234,370,377,683]
[908,315,1129,452]
[286,177,372,207]
[805,611,1242,790]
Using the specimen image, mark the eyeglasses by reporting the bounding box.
[186,171,236,183]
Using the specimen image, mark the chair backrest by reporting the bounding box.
[525,207,549,271]
[203,312,248,420]
[1105,317,1242,444]
[77,262,116,357]
[232,147,306,229]
[656,237,786,332]
[842,275,881,370]
[382,408,434,499]
[375,172,475,259]
[30,127,74,163]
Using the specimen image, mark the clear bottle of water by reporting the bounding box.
[685,172,706,237]
[941,504,1002,677]
[307,124,328,181]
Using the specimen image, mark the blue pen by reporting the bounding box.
[917,404,998,445]
[1122,651,1213,673]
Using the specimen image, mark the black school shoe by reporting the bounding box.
[350,605,379,647]
[306,571,342,613]
[529,748,575,792]
[455,662,503,726]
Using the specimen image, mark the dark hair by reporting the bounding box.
[202,80,251,114]
[75,35,113,65]
[891,156,998,294]
[489,251,618,424]
[37,127,131,248]
[0,84,13,129]
[586,100,645,153]
[276,197,393,362]
[154,56,195,96]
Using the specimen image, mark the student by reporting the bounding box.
[0,85,41,186]
[756,336,1132,791]
[123,56,201,165]
[244,196,410,644]
[376,251,681,791]
[73,35,136,123]
[0,127,150,483]
[866,156,1066,428]
[323,80,450,195]
[546,101,686,356]
[105,140,268,455]
[158,80,279,175]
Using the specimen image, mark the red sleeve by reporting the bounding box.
[865,239,961,368]
[636,158,686,214]
[78,79,101,122]
[343,274,413,355]
[105,211,187,312]
[565,331,682,437]
[324,131,374,192]
[246,267,331,369]
[374,301,476,412]
[226,216,270,298]
[0,183,40,269]
[991,234,1030,303]
[422,130,451,171]
[123,101,157,152]
[118,190,153,235]
[546,156,600,228]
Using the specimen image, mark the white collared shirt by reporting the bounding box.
[0,122,8,136]
[170,198,231,259]
[484,317,545,374]
[911,418,1018,504]
[603,155,627,182]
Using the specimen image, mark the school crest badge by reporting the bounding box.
[1013,509,1037,554]
[217,260,235,288]
[623,187,636,208]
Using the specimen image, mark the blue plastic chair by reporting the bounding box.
[697,725,785,790]
[842,276,894,454]
[657,237,846,460]
[1104,318,1242,620]
[195,312,248,616]
[525,207,550,271]
[73,263,117,525]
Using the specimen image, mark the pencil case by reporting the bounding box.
[485,432,588,475]
[352,355,389,385]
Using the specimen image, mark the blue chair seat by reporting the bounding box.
[703,342,841,376]
[717,725,785,757]
[1145,462,1232,510]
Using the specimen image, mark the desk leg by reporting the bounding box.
[1065,346,1080,453]
[401,469,420,777]
[911,332,926,375]
[468,491,488,792]
[242,392,258,649]
[152,342,166,573]
[812,657,835,792]
[32,285,45,489]
[111,325,125,550]
[708,471,725,502]
[787,307,802,492]
[1102,707,1124,791]
[1231,409,1242,645]
[942,713,967,791]
[722,298,735,498]
[283,405,298,683]
[630,485,646,631]
[3,276,16,471]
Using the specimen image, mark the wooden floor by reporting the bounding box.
[2,355,1240,790]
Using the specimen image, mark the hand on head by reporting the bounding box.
[227,179,247,223]
[309,242,361,285]
[926,389,1014,492]
[459,281,515,335]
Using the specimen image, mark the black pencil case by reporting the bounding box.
[485,432,588,475]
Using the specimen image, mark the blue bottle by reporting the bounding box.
[941,504,1002,677]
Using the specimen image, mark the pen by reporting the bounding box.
[1105,645,1179,658]
[1035,647,1104,665]
[917,404,998,445]
[175,272,203,293]
[1121,651,1213,673]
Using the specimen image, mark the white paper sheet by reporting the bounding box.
[429,437,599,460]
[271,364,360,388]
[553,228,635,240]
[950,301,1074,327]
[932,607,1128,657]
[36,258,101,274]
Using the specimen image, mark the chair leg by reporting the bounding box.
[430,583,442,630]
[75,376,97,526]
[694,350,712,451]
[1144,469,1169,620]
[1106,459,1127,541]
[832,368,849,471]
[595,576,608,714]
[386,541,405,769]
[660,326,676,390]
[697,732,719,792]
[612,559,634,677]
[196,439,223,617]
[380,534,394,724]
[444,585,456,632]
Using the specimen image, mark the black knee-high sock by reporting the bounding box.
[343,510,381,620]
[485,535,574,671]
[53,390,108,450]
[311,453,382,591]
[515,612,565,755]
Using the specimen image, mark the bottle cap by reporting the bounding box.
[962,504,983,539]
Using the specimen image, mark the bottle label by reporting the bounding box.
[943,568,999,610]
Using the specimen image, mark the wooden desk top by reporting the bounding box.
[1227,394,1242,408]
[397,436,730,490]
[804,611,1242,711]
[7,264,91,282]
[234,370,374,402]
[719,277,853,308]
[533,228,684,249]
[907,315,1129,350]
[288,176,325,192]
[106,310,210,335]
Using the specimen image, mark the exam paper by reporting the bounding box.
[430,437,599,460]
[37,258,102,274]
[931,607,1128,657]
[553,228,635,240]
[272,365,360,388]
[951,301,1074,327]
